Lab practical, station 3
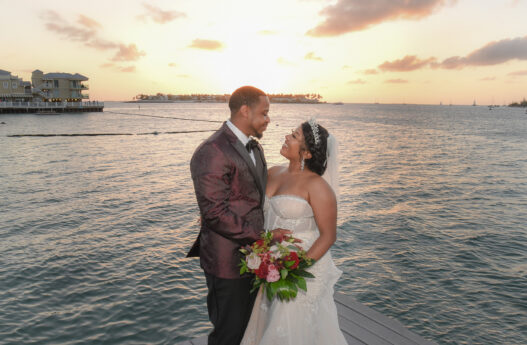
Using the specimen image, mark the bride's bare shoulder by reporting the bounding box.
[307,174,335,201]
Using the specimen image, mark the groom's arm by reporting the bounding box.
[191,143,262,245]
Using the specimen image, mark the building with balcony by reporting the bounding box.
[0,69,33,101]
[31,70,89,102]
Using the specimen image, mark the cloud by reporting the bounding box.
[112,44,146,62]
[178,74,190,78]
[480,76,496,81]
[168,63,177,67]
[138,3,186,24]
[434,36,527,69]
[41,9,145,67]
[188,39,224,50]
[379,55,436,72]
[78,15,102,29]
[100,63,115,68]
[347,79,366,84]
[369,36,527,73]
[44,19,96,43]
[41,11,114,50]
[86,38,118,50]
[307,0,457,37]
[385,78,408,83]
[361,68,379,75]
[508,70,527,76]
[305,52,323,61]
[342,65,351,69]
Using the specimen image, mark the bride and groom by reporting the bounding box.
[187,86,347,345]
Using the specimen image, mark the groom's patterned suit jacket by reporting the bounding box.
[187,122,267,279]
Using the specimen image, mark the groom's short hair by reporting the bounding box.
[229,86,266,115]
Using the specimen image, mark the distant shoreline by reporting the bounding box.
[125,100,328,104]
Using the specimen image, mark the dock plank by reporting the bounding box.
[176,292,436,345]
[335,293,436,345]
[190,336,207,345]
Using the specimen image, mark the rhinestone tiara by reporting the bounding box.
[308,117,320,145]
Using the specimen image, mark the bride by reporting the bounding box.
[241,119,347,345]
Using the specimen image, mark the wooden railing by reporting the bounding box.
[0,101,104,108]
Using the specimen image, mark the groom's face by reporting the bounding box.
[247,95,270,139]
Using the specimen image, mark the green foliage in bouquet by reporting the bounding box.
[240,231,315,302]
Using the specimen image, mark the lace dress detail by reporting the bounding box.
[241,195,347,345]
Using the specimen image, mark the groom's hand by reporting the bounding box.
[270,228,301,243]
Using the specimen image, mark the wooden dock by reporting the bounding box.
[0,101,104,113]
[176,292,436,345]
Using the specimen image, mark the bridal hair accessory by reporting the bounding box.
[322,134,339,204]
[301,157,305,171]
[308,117,320,145]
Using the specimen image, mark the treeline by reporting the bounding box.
[508,98,527,107]
[134,93,228,101]
[133,93,323,103]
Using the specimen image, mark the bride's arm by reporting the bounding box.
[306,178,337,261]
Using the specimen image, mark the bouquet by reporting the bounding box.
[239,231,315,301]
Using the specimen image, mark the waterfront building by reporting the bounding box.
[0,69,33,102]
[31,70,89,102]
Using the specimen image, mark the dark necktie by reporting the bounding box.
[245,139,259,152]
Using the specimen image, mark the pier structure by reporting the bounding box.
[0,101,104,113]
[176,292,436,345]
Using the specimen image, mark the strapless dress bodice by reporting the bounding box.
[264,195,318,249]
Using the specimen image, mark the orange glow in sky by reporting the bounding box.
[1,0,526,104]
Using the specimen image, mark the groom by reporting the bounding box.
[188,86,271,345]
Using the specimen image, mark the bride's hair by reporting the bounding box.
[301,121,329,176]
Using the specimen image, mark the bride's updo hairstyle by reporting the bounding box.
[301,121,329,176]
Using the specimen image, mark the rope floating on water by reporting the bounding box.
[7,130,215,138]
[105,110,223,123]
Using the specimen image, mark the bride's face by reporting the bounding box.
[280,126,306,161]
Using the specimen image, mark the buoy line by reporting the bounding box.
[7,130,215,138]
[105,110,223,123]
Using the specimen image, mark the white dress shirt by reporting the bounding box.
[226,120,256,165]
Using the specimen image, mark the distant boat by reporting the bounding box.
[333,102,344,105]
[473,100,477,106]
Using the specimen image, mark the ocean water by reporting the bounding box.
[1,102,526,345]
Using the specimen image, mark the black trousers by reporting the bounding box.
[205,272,257,345]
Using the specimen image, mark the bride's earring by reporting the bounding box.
[301,157,305,171]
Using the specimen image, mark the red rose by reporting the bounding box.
[254,239,265,248]
[284,251,300,269]
[255,261,269,279]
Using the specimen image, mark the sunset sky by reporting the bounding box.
[1,0,526,104]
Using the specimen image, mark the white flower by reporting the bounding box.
[247,252,261,270]
[269,245,281,259]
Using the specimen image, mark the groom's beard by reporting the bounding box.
[253,124,268,139]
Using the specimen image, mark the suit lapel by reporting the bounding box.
[231,137,265,197]
[254,145,267,205]
[221,122,265,201]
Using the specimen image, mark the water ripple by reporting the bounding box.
[1,103,526,344]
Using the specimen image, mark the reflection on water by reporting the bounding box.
[1,103,526,345]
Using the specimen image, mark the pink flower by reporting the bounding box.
[266,264,280,283]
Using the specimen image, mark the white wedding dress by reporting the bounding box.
[241,194,348,345]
